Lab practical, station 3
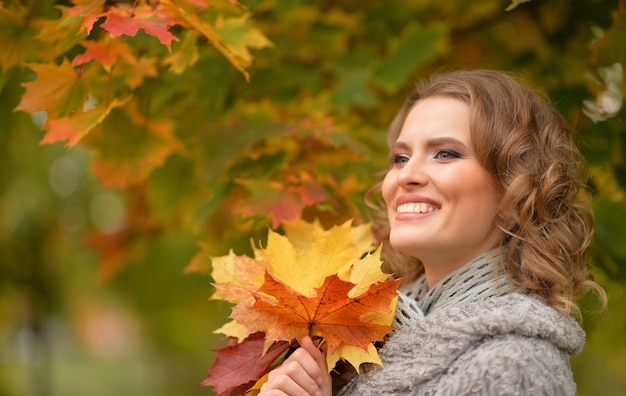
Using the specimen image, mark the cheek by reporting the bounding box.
[381,172,395,206]
[443,168,497,210]
[461,175,500,217]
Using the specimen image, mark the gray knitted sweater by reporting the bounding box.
[338,251,585,395]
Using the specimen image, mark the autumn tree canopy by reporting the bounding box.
[1,0,625,394]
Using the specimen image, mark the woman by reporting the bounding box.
[258,70,606,395]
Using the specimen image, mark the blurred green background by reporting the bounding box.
[1,0,625,395]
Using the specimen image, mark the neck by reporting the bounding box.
[415,247,522,315]
[421,254,481,290]
[419,244,504,290]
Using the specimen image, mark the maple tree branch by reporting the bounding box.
[131,0,139,13]
[106,65,114,107]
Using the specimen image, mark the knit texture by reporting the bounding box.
[393,248,522,328]
[339,294,584,395]
[339,250,585,395]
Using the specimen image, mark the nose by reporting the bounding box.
[396,157,428,187]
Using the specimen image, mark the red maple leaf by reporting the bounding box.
[100,6,178,51]
[267,190,304,229]
[237,179,304,228]
[200,332,290,395]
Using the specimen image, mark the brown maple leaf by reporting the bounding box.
[231,273,400,354]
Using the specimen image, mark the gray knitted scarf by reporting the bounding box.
[337,248,584,395]
[393,247,523,328]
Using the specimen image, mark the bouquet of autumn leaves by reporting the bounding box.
[200,220,401,395]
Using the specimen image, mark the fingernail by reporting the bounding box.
[315,392,321,396]
[317,376,324,386]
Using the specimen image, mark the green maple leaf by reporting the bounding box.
[214,14,273,69]
[173,8,271,80]
[85,99,184,187]
[163,30,200,74]
[593,8,626,69]
[0,4,48,72]
[374,22,449,94]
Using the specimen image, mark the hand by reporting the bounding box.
[259,336,332,396]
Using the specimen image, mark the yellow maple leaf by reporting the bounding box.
[210,250,266,303]
[346,245,388,297]
[213,320,251,343]
[283,218,375,254]
[326,343,382,374]
[265,220,377,296]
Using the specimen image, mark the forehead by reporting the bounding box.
[397,96,471,142]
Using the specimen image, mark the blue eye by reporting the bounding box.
[434,149,461,160]
[390,153,410,165]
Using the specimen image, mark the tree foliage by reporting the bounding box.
[1,0,625,394]
[3,0,624,275]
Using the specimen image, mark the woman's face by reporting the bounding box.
[382,96,503,281]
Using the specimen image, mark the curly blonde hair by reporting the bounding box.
[368,69,606,318]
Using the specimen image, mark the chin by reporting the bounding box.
[388,234,425,258]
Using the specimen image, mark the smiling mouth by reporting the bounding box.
[397,203,438,214]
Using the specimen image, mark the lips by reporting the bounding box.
[397,202,437,214]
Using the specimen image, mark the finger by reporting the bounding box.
[263,355,319,395]
[260,364,308,395]
[258,387,287,396]
[299,336,331,394]
[287,348,324,392]
[300,336,329,379]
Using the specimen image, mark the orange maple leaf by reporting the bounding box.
[15,58,91,118]
[231,272,399,354]
[43,96,131,148]
[72,39,136,72]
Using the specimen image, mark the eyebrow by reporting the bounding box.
[391,136,469,151]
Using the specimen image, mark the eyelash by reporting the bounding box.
[390,153,410,165]
[390,149,462,165]
[434,149,462,159]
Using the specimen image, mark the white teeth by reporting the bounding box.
[397,203,436,214]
